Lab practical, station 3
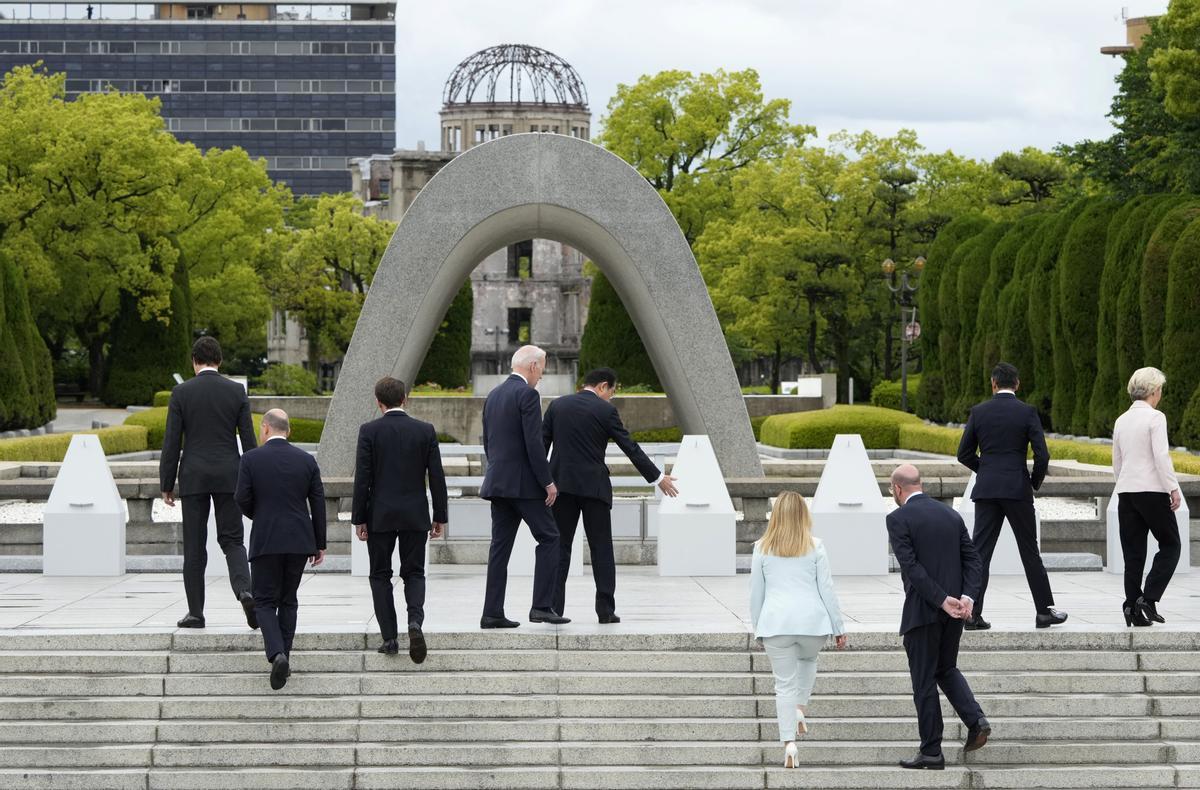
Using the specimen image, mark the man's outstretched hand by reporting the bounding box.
[658,475,679,497]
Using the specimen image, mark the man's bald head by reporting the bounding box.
[262,408,290,436]
[891,463,922,491]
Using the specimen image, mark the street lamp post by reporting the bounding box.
[483,325,505,374]
[882,256,925,412]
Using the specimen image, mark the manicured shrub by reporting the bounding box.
[915,215,991,421]
[1177,384,1200,449]
[0,425,148,462]
[416,281,473,389]
[938,225,992,422]
[287,417,324,444]
[869,375,922,412]
[997,219,1046,400]
[152,390,173,408]
[579,269,662,389]
[257,363,318,396]
[0,252,55,430]
[1057,199,1118,435]
[1161,216,1200,439]
[1140,202,1200,368]
[102,263,192,408]
[897,422,963,456]
[742,385,773,395]
[751,415,768,441]
[971,216,1042,411]
[630,427,684,443]
[954,223,1011,418]
[759,405,921,449]
[913,371,945,422]
[127,406,324,449]
[1029,200,1086,430]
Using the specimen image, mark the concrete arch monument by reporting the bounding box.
[318,133,762,478]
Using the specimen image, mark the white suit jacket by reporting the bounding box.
[750,538,846,638]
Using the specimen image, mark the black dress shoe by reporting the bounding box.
[598,613,621,624]
[408,627,427,664]
[964,616,991,631]
[176,614,205,629]
[529,608,570,624]
[964,716,991,752]
[269,653,289,690]
[239,592,259,630]
[899,753,945,770]
[377,639,399,655]
[1035,608,1068,628]
[1137,597,1165,624]
[480,615,520,629]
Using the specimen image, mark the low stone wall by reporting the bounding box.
[247,394,824,444]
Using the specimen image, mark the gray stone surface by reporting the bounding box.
[318,133,762,479]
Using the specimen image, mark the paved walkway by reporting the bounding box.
[47,406,132,433]
[0,567,1195,634]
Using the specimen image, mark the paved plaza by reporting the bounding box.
[1,567,1196,634]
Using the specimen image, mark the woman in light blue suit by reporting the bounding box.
[751,491,847,768]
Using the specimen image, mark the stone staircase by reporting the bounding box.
[0,629,1197,789]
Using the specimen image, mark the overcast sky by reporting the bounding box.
[395,0,1169,161]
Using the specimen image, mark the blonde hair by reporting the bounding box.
[758,491,815,558]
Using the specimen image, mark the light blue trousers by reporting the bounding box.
[762,634,827,742]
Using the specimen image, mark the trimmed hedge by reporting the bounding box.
[968,219,1034,411]
[938,227,991,423]
[997,218,1046,400]
[1179,384,1200,450]
[416,281,473,389]
[869,376,922,412]
[0,425,148,462]
[953,225,1010,420]
[152,390,173,408]
[102,262,192,408]
[759,405,921,449]
[1029,200,1086,426]
[630,427,684,443]
[127,407,325,449]
[1057,199,1118,435]
[1162,216,1200,439]
[1140,203,1200,368]
[579,269,661,390]
[0,251,56,430]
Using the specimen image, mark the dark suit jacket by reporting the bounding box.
[542,390,660,507]
[479,374,552,500]
[886,494,982,635]
[160,370,257,496]
[235,438,326,561]
[956,392,1050,501]
[350,410,448,532]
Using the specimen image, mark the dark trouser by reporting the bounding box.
[181,493,251,617]
[367,529,429,639]
[552,493,617,618]
[972,498,1054,617]
[483,497,560,618]
[1118,491,1181,606]
[903,613,985,756]
[251,553,307,661]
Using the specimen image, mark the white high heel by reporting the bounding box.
[795,707,808,737]
[783,741,798,768]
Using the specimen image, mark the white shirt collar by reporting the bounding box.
[385,407,406,414]
[1131,400,1153,409]
[512,371,529,385]
[903,491,925,504]
[995,389,1016,396]
[196,366,219,374]
[266,435,288,442]
[582,387,602,399]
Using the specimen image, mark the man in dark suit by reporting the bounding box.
[479,345,568,628]
[352,377,447,663]
[542,367,679,623]
[234,409,326,690]
[956,362,1067,630]
[160,336,258,630]
[887,464,990,769]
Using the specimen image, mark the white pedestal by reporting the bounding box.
[43,434,126,576]
[956,473,1040,575]
[1105,491,1191,576]
[657,435,735,576]
[811,434,888,575]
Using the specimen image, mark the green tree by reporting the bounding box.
[1029,200,1086,426]
[415,281,473,389]
[275,193,395,371]
[997,218,1048,403]
[578,268,661,390]
[954,222,1011,418]
[991,148,1072,205]
[0,250,55,428]
[1161,215,1200,437]
[597,68,810,244]
[1141,202,1200,367]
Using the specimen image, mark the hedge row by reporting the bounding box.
[917,194,1200,446]
[0,425,148,462]
[0,251,55,431]
[125,407,324,450]
[869,376,922,412]
[760,406,922,449]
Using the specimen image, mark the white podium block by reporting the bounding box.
[956,473,1040,575]
[657,435,736,576]
[1105,490,1191,576]
[43,434,126,576]
[811,434,888,575]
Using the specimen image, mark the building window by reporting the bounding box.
[508,308,532,345]
[186,5,213,18]
[507,241,533,279]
